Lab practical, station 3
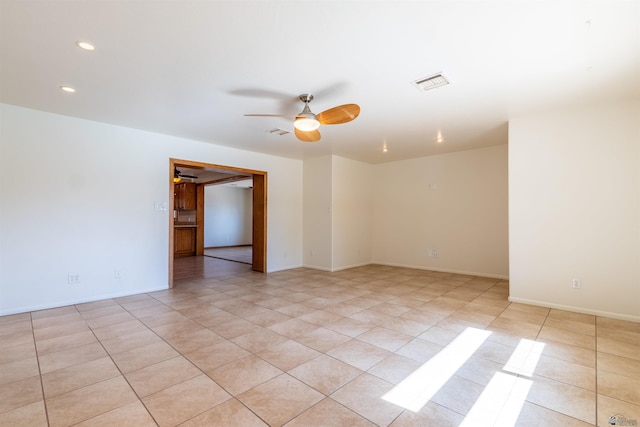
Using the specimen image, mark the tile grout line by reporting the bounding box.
[30,311,52,427]
[533,308,599,425]
[122,293,283,426]
[594,316,599,426]
[114,295,230,426]
[79,302,161,427]
[12,266,633,426]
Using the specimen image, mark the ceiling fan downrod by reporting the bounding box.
[299,94,314,104]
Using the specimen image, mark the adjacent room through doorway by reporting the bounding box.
[169,158,267,288]
[202,178,253,266]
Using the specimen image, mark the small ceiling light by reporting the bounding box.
[60,86,75,93]
[76,41,95,51]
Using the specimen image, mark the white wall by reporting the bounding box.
[203,185,252,247]
[332,156,373,270]
[303,155,373,271]
[303,150,508,276]
[372,145,509,278]
[302,156,332,270]
[0,104,303,315]
[509,100,640,321]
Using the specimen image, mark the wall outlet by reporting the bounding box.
[572,278,581,289]
[429,248,440,258]
[68,274,80,284]
[114,270,122,279]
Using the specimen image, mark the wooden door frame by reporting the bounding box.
[169,158,268,288]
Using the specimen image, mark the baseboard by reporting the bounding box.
[300,262,375,272]
[508,296,640,323]
[372,261,509,280]
[298,261,508,278]
[267,263,305,273]
[300,264,332,272]
[330,262,372,272]
[0,286,168,316]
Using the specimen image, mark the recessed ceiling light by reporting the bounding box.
[60,86,75,93]
[435,131,444,144]
[76,41,95,51]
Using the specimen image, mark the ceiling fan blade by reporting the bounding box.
[317,104,360,125]
[295,128,321,142]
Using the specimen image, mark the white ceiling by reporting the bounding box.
[1,1,638,164]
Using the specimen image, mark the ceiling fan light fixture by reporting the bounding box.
[294,114,320,131]
[245,93,358,142]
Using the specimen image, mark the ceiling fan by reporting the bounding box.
[245,94,360,142]
[174,167,198,183]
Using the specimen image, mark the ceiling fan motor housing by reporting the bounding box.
[295,94,320,131]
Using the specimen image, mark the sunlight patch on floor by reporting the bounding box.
[459,338,545,427]
[503,339,545,377]
[382,330,548,426]
[459,372,532,427]
[382,327,492,412]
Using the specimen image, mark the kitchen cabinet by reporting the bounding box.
[174,226,196,257]
[174,182,196,210]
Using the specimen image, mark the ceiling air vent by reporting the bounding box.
[411,73,450,92]
[266,128,291,136]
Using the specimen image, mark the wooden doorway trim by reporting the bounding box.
[251,174,267,272]
[169,158,268,288]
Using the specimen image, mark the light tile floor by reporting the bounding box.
[1,260,639,426]
[204,246,253,265]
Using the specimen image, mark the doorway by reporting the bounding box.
[168,158,267,288]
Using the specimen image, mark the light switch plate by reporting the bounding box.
[154,201,168,211]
